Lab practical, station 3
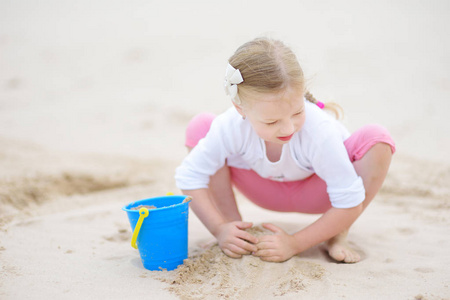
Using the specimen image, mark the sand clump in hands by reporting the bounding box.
[157,226,325,299]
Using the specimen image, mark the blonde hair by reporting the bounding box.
[228,38,343,119]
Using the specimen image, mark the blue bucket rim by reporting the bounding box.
[122,195,191,213]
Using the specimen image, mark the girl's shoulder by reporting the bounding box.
[212,106,252,134]
[303,100,334,127]
[215,106,242,123]
[207,107,255,146]
[204,107,257,155]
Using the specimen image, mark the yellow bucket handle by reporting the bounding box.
[131,207,149,249]
[130,193,175,249]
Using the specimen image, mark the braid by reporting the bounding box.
[304,90,344,120]
[304,91,318,104]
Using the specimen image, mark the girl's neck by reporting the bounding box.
[264,141,283,163]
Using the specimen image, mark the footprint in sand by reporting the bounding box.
[414,267,434,274]
[396,227,417,235]
[103,228,131,243]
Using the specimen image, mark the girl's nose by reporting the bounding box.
[279,120,295,135]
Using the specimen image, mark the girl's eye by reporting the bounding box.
[266,121,277,126]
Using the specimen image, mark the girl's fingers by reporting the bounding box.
[253,249,284,262]
[223,248,242,258]
[236,230,259,245]
[235,222,259,244]
[255,240,273,250]
[262,223,283,234]
[259,255,282,262]
[223,242,252,258]
[235,221,253,230]
[257,235,275,244]
[223,234,258,256]
[228,243,251,255]
[253,248,274,258]
[240,239,258,253]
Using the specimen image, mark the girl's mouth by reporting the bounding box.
[277,133,294,141]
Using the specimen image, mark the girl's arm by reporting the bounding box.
[182,188,259,258]
[254,204,363,262]
[292,204,363,252]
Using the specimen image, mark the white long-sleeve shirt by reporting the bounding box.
[175,100,365,209]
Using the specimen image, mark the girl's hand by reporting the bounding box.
[215,221,259,258]
[253,223,298,262]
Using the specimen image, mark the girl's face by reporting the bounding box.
[236,86,306,145]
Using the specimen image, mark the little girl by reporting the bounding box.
[175,38,395,263]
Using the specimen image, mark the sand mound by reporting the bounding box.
[156,227,325,299]
[0,138,159,225]
[0,171,131,207]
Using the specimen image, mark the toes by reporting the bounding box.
[344,252,355,263]
[329,248,346,262]
[328,244,361,263]
[350,251,361,263]
[343,249,361,263]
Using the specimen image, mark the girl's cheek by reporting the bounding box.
[258,127,275,139]
[296,117,306,129]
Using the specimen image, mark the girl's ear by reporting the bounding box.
[232,101,246,119]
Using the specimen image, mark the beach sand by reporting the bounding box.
[1,1,449,299]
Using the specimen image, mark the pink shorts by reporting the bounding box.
[185,113,396,214]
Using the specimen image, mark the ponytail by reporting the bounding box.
[304,91,343,120]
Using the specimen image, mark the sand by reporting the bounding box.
[157,226,326,299]
[130,205,157,210]
[1,1,450,299]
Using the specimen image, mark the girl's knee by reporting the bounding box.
[368,143,394,166]
[185,113,216,148]
[360,124,392,141]
[346,124,396,162]
[363,124,396,155]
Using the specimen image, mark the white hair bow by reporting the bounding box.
[224,63,243,103]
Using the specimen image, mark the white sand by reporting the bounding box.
[1,1,449,299]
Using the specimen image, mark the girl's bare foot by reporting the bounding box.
[326,231,361,263]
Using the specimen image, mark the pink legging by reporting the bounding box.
[185,113,396,214]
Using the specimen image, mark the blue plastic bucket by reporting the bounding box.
[122,195,191,271]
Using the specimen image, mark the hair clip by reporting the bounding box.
[224,63,243,103]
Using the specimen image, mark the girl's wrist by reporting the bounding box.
[210,220,227,238]
[291,231,310,254]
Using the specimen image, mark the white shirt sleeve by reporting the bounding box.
[175,109,243,190]
[302,119,366,209]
